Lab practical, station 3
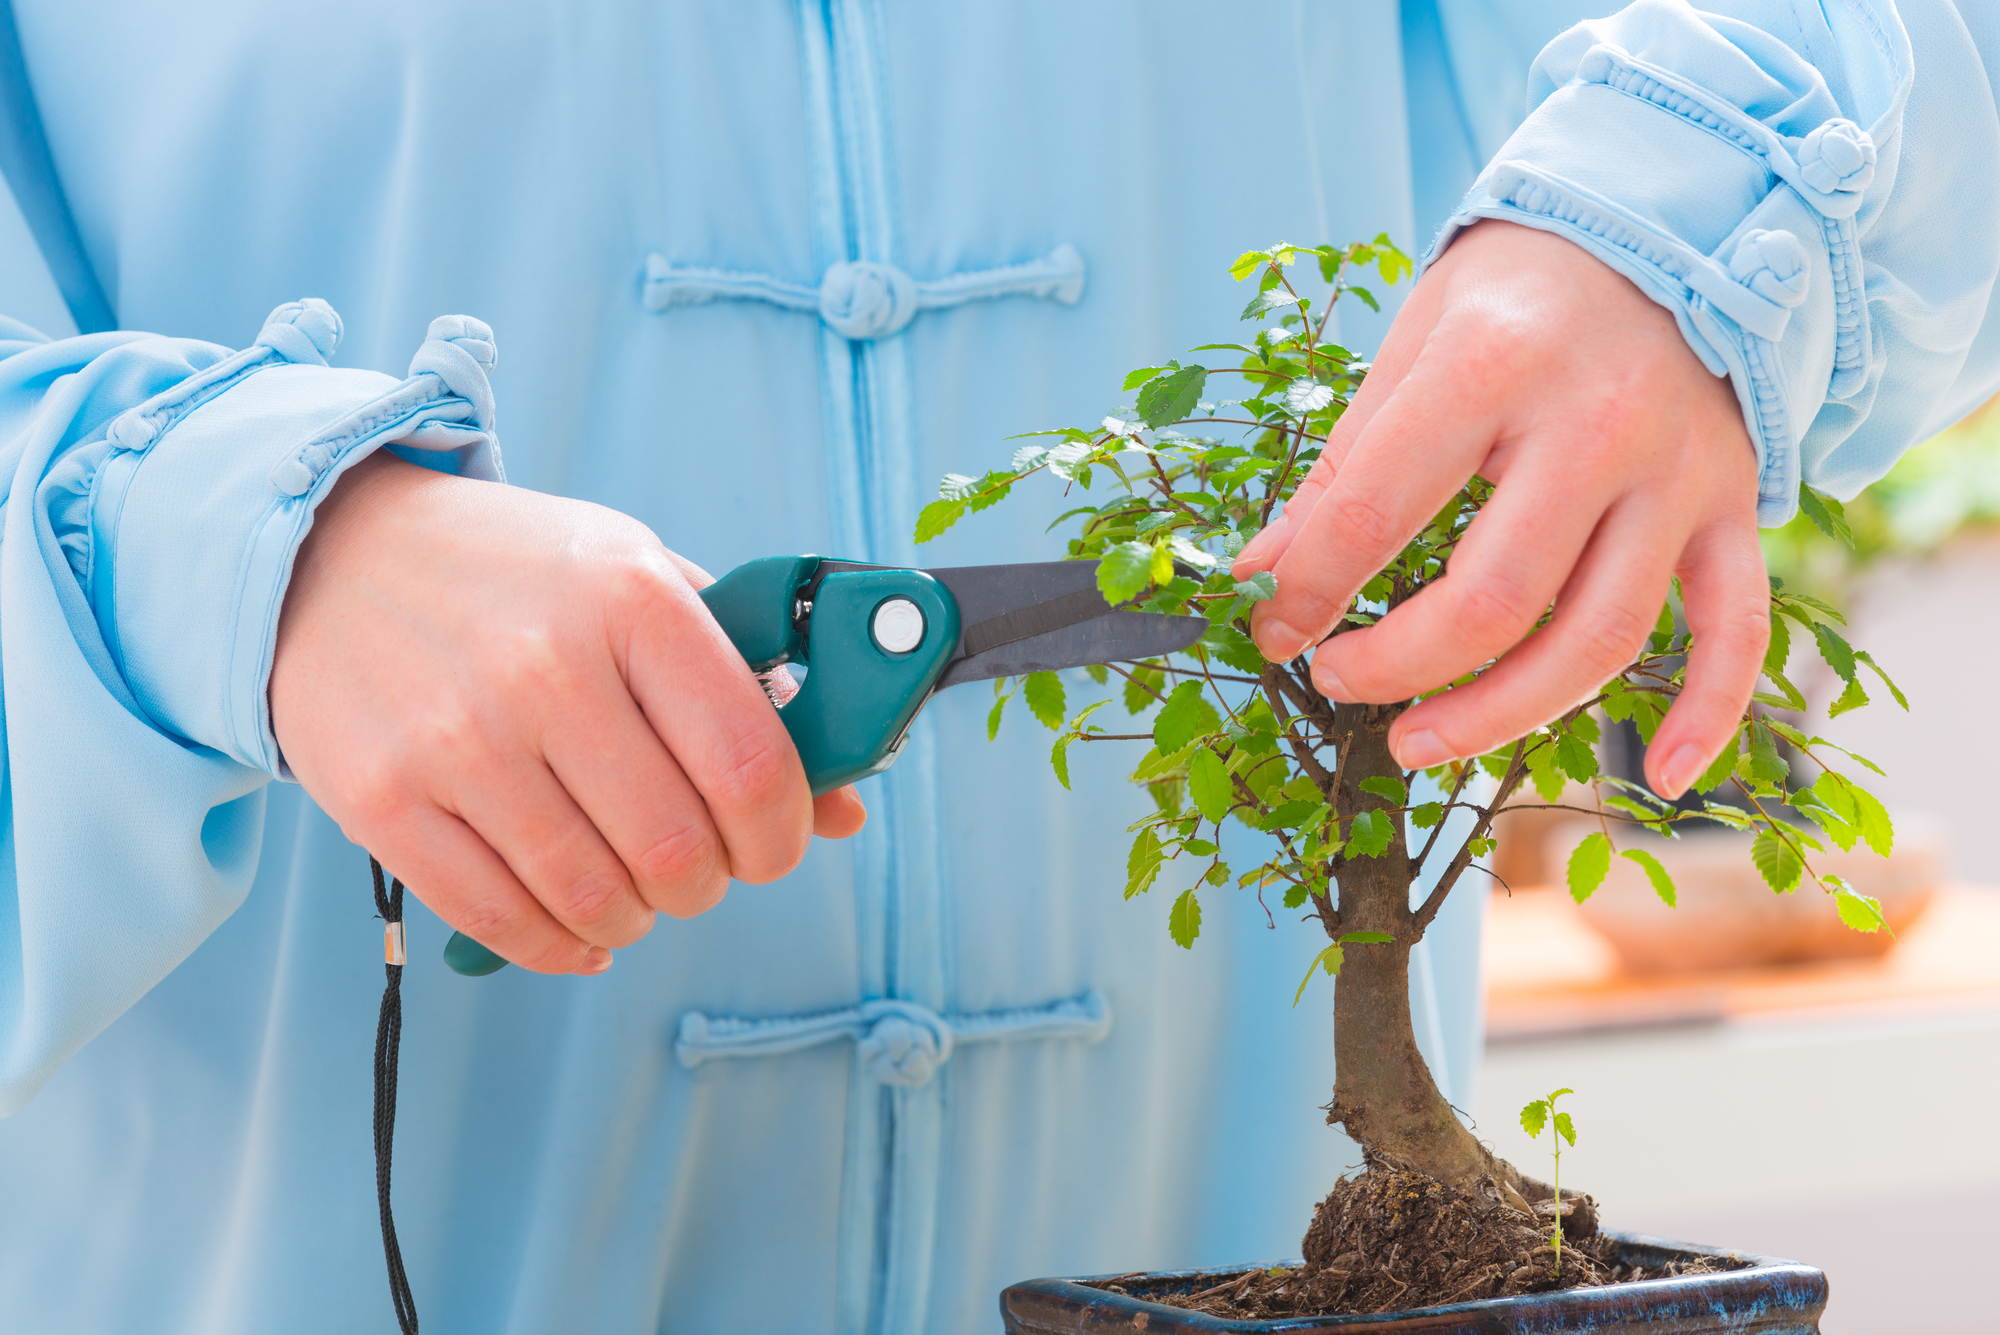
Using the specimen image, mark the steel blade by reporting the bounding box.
[936,608,1207,687]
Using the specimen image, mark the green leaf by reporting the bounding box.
[1292,944,1343,1006]
[1553,1111,1576,1147]
[1241,288,1301,321]
[1154,681,1222,754]
[1023,671,1066,731]
[1743,732,1790,787]
[1566,832,1611,904]
[915,498,968,544]
[1527,736,1567,803]
[1097,541,1156,604]
[1122,366,1170,391]
[1829,878,1890,933]
[1233,570,1278,603]
[1409,801,1445,830]
[1359,775,1408,805]
[1138,365,1208,428]
[987,687,1010,741]
[1620,848,1677,908]
[1856,651,1909,710]
[1555,732,1599,785]
[1812,623,1858,682]
[1798,483,1855,548]
[1169,889,1202,949]
[1202,624,1267,675]
[1051,734,1075,790]
[1346,809,1394,858]
[1827,676,1870,718]
[1694,739,1740,795]
[1849,784,1894,856]
[1123,662,1165,714]
[1125,828,1164,898]
[1752,828,1804,893]
[1763,609,1791,678]
[1187,748,1232,824]
[1520,1100,1549,1139]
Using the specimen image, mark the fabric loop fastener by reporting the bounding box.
[642,242,1086,341]
[675,989,1111,1088]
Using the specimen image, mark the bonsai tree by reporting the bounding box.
[918,241,1902,1241]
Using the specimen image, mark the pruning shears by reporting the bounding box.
[442,554,1208,975]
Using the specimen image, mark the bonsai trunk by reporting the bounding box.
[1323,701,1532,1215]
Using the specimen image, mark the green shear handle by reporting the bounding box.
[442,555,960,976]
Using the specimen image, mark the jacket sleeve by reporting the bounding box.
[0,299,503,1114]
[1428,0,2000,524]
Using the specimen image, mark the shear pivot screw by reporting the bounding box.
[872,598,925,654]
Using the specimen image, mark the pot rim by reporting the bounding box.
[1000,1229,1828,1333]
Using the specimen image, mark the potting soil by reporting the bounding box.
[1090,1166,1743,1319]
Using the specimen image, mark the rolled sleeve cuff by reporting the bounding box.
[76,300,506,778]
[1425,39,1898,526]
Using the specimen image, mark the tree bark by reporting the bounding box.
[1323,701,1531,1214]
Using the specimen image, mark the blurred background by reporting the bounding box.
[1480,407,2000,1335]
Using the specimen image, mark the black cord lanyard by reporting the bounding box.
[370,857,419,1334]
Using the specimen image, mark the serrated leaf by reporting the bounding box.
[1009,444,1050,471]
[1812,623,1857,683]
[1849,784,1893,856]
[1566,832,1611,904]
[1051,734,1074,790]
[1555,732,1598,784]
[1831,881,1890,933]
[1798,483,1854,548]
[1241,288,1301,321]
[1346,809,1394,858]
[1122,365,1170,391]
[915,498,967,544]
[1169,889,1202,948]
[1694,738,1741,796]
[1282,883,1309,908]
[1125,828,1164,899]
[1827,676,1870,718]
[1409,801,1445,830]
[1123,662,1165,714]
[1023,671,1065,731]
[1620,848,1677,907]
[1520,1100,1549,1139]
[1201,624,1267,675]
[1097,541,1155,603]
[1138,364,1208,428]
[1233,570,1278,604]
[1553,1111,1576,1147]
[1188,748,1232,824]
[1856,651,1908,710]
[987,689,1009,741]
[1359,775,1407,805]
[1752,828,1804,893]
[1763,610,1791,678]
[1154,681,1222,754]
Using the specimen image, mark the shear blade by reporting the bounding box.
[929,561,1208,688]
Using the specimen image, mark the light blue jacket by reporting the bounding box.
[0,2,1991,1333]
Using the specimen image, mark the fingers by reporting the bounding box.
[1385,497,1677,768]
[814,785,868,839]
[379,805,610,976]
[618,564,817,885]
[1245,339,1502,661]
[542,687,731,921]
[1307,455,1609,703]
[1644,518,1771,798]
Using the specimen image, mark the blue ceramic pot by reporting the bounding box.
[1000,1231,1826,1334]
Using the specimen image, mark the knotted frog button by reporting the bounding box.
[1728,229,1810,308]
[819,261,919,341]
[856,1000,955,1087]
[1796,119,1876,215]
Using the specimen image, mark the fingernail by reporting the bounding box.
[1392,729,1454,769]
[580,947,613,975]
[1655,743,1703,799]
[1313,659,1355,703]
[1256,617,1309,663]
[1235,512,1290,571]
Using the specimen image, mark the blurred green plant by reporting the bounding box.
[1764,399,2000,606]
[1520,1089,1577,1277]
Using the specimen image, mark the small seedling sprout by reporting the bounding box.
[1519,1089,1577,1277]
